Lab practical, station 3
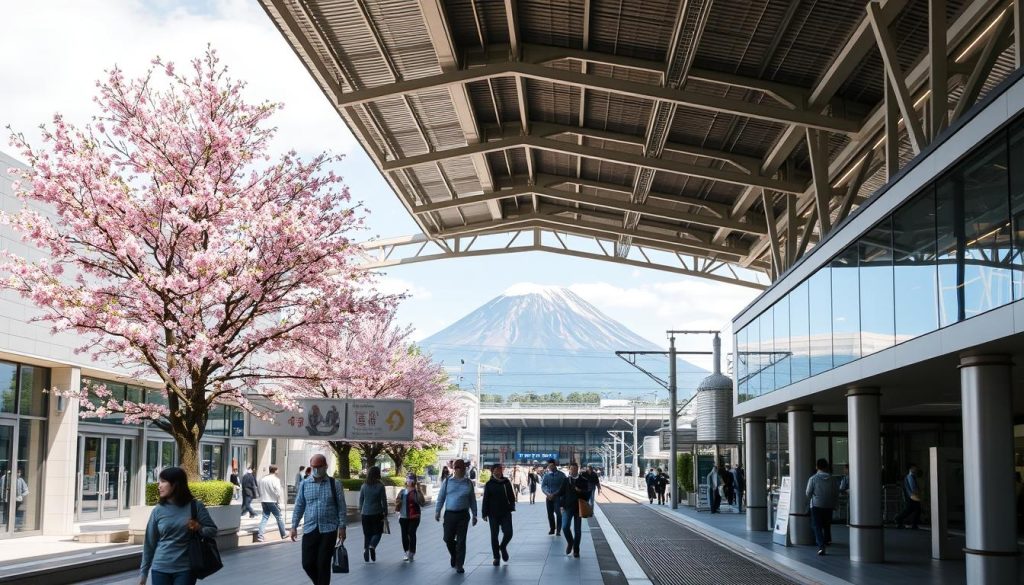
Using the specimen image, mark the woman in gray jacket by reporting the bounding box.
[395,475,426,561]
[139,467,218,585]
[358,466,389,562]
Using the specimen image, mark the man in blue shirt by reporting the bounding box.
[290,454,347,585]
[894,463,923,529]
[435,458,478,573]
[541,459,567,536]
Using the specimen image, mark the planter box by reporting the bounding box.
[686,493,697,507]
[129,504,242,544]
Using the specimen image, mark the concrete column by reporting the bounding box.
[847,388,884,562]
[744,417,768,531]
[42,367,80,536]
[786,405,814,545]
[255,439,272,476]
[517,428,524,459]
[959,355,1018,584]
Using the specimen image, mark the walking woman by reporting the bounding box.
[395,475,425,561]
[139,467,218,585]
[527,467,539,504]
[482,463,517,566]
[358,466,388,562]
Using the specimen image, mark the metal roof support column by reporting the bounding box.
[885,76,900,180]
[836,150,874,224]
[795,207,817,261]
[762,190,783,280]
[929,0,949,140]
[952,14,1011,121]
[785,195,796,270]
[805,128,832,236]
[868,2,927,154]
[1016,0,1024,68]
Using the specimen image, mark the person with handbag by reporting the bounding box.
[290,454,347,585]
[894,463,923,529]
[481,463,517,566]
[358,466,388,562]
[395,475,425,561]
[139,466,218,585]
[558,462,591,559]
[434,458,478,574]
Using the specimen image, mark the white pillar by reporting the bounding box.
[847,388,884,562]
[744,417,767,531]
[787,405,814,545]
[959,355,1018,584]
[42,367,80,536]
[255,439,273,476]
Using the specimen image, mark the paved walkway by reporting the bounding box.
[81,496,606,585]
[601,481,1024,585]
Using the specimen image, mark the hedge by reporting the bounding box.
[336,476,406,492]
[145,481,234,506]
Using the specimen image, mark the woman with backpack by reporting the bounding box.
[139,467,218,585]
[358,466,389,563]
[395,475,426,561]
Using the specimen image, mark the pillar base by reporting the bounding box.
[789,514,814,546]
[849,525,885,563]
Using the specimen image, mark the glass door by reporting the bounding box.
[77,436,102,521]
[0,423,13,535]
[77,435,134,521]
[102,438,122,516]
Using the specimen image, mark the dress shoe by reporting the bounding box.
[456,567,465,574]
[369,547,376,562]
[566,542,573,555]
[493,559,500,566]
[817,549,825,556]
[501,546,509,562]
[363,549,370,562]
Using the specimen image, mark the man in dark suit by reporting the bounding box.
[241,464,261,518]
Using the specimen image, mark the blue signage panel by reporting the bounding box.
[514,452,559,460]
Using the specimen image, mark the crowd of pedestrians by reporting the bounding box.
[139,456,602,584]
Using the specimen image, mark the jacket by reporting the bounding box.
[645,472,656,487]
[481,477,517,519]
[396,487,426,519]
[258,474,283,504]
[707,468,723,489]
[559,474,591,509]
[805,471,838,509]
[541,469,566,497]
[241,471,260,499]
[359,482,388,516]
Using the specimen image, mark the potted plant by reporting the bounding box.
[677,453,696,506]
[129,481,238,547]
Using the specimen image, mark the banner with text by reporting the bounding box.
[245,399,414,441]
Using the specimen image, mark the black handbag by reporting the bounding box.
[333,542,350,573]
[188,501,223,580]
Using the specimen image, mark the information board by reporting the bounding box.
[345,399,415,441]
[772,476,792,546]
[696,483,709,511]
[246,398,414,442]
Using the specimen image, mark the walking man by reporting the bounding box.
[645,468,657,504]
[257,465,286,542]
[482,463,517,566]
[654,468,668,505]
[290,454,347,585]
[731,464,746,512]
[435,459,478,573]
[894,463,923,529]
[559,463,591,558]
[541,459,566,536]
[707,463,723,513]
[240,465,260,519]
[806,458,838,556]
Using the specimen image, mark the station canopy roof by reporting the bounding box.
[260,0,1016,289]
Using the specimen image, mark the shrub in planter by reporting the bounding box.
[145,480,234,506]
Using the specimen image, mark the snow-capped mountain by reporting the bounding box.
[420,285,709,399]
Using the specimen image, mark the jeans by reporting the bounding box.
[399,517,420,553]
[735,490,745,512]
[258,502,285,539]
[362,513,383,550]
[150,570,197,585]
[442,510,470,568]
[241,495,257,517]
[561,506,582,554]
[301,528,338,585]
[487,513,513,559]
[545,498,561,532]
[655,488,666,505]
[810,506,833,550]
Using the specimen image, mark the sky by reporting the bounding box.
[0,0,762,367]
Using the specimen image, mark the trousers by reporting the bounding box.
[545,498,561,532]
[258,502,285,539]
[399,517,420,553]
[562,506,582,553]
[488,513,513,559]
[301,528,338,585]
[442,510,470,568]
[810,506,833,550]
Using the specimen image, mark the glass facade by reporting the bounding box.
[0,360,48,536]
[737,118,1024,402]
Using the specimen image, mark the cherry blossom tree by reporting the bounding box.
[284,311,461,478]
[3,49,389,480]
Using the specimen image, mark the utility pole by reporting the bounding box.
[632,401,639,490]
[669,333,679,509]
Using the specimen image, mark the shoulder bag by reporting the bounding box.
[188,501,223,580]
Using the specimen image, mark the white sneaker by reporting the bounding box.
[403,552,410,561]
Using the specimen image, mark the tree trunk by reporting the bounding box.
[330,442,353,479]
[360,442,384,470]
[386,445,408,476]
[174,426,203,482]
[166,388,206,482]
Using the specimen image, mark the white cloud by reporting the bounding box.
[0,0,355,161]
[375,276,433,301]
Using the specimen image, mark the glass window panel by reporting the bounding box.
[206,405,227,436]
[774,296,791,389]
[18,365,48,417]
[789,281,810,383]
[937,137,1012,324]
[747,317,760,398]
[735,328,748,401]
[809,267,833,375]
[832,246,861,366]
[893,188,939,339]
[1009,120,1024,299]
[758,310,774,396]
[860,217,896,355]
[146,440,159,483]
[162,441,176,469]
[0,362,16,414]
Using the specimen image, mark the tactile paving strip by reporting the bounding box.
[600,504,798,585]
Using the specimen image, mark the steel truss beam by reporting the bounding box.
[359,231,767,290]
[382,134,807,194]
[334,62,862,134]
